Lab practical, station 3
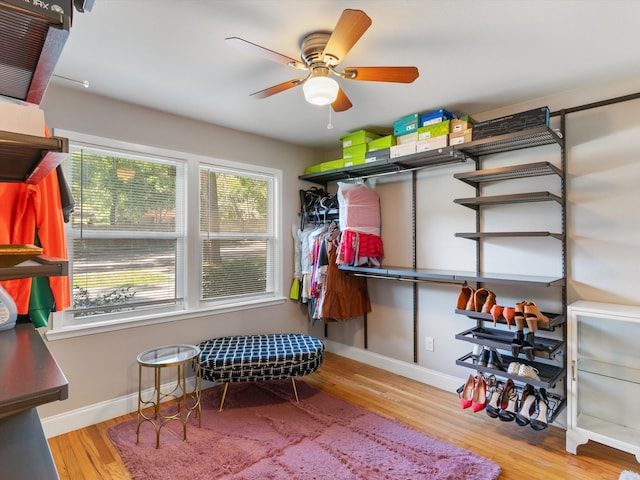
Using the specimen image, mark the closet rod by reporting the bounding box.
[550,91,640,117]
[339,157,467,184]
[348,273,462,286]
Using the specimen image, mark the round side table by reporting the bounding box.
[136,344,201,448]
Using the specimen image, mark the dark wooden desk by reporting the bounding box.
[0,323,69,478]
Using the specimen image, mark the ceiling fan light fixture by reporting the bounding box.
[303,75,339,106]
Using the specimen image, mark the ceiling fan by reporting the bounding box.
[226,9,419,112]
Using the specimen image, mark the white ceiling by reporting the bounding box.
[51,0,640,151]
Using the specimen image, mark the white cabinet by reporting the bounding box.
[567,301,640,462]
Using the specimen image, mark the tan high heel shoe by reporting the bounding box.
[482,290,496,314]
[474,288,495,313]
[456,285,474,310]
[514,300,527,331]
[524,301,550,324]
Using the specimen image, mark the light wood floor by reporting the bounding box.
[49,352,638,479]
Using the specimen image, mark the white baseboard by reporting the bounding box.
[41,343,463,439]
[323,340,464,393]
[40,377,210,439]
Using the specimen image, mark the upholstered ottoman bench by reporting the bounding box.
[197,333,324,410]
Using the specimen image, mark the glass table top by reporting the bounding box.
[137,344,200,367]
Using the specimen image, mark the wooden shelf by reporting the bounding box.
[0,255,68,281]
[0,323,68,418]
[0,131,69,183]
[0,408,60,478]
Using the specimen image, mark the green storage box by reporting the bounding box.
[344,157,366,167]
[304,163,322,175]
[367,135,397,152]
[340,129,381,148]
[342,143,367,163]
[418,120,450,140]
[320,159,345,171]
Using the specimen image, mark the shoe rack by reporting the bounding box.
[452,112,567,424]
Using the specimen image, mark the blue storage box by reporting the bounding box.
[421,108,455,127]
[394,113,420,136]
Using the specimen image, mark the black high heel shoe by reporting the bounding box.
[485,376,502,418]
[530,388,550,431]
[515,384,536,426]
[511,330,524,358]
[498,379,518,422]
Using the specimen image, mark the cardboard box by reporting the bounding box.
[418,120,450,140]
[416,135,449,152]
[390,142,417,159]
[450,119,473,134]
[420,108,455,127]
[367,135,396,152]
[394,113,420,136]
[365,148,390,163]
[340,129,381,148]
[472,107,550,141]
[396,132,418,145]
[0,99,46,136]
[320,159,345,171]
[450,128,473,145]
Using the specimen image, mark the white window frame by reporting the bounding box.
[47,130,284,340]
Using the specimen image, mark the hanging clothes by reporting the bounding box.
[0,167,71,322]
[313,231,371,322]
[335,181,384,266]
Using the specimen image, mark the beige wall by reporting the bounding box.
[36,77,640,432]
[319,77,640,381]
[38,85,322,421]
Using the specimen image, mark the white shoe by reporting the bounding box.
[518,364,540,381]
[507,362,521,375]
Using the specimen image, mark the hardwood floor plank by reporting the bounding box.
[49,352,639,479]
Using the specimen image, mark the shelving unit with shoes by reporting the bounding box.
[452,110,567,429]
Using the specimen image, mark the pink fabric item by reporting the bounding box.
[337,230,384,265]
[338,182,380,236]
[108,380,501,480]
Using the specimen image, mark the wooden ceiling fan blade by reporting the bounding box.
[250,79,304,99]
[332,87,353,112]
[342,66,419,83]
[225,37,306,69]
[323,9,372,64]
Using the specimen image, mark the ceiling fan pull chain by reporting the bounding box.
[327,105,333,129]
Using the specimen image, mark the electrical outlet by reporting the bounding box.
[424,336,434,352]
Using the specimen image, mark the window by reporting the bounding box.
[200,166,277,304]
[51,131,282,335]
[66,144,185,320]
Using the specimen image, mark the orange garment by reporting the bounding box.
[0,168,70,315]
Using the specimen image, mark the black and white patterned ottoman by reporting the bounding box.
[198,333,324,410]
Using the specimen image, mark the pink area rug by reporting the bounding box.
[108,380,501,480]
